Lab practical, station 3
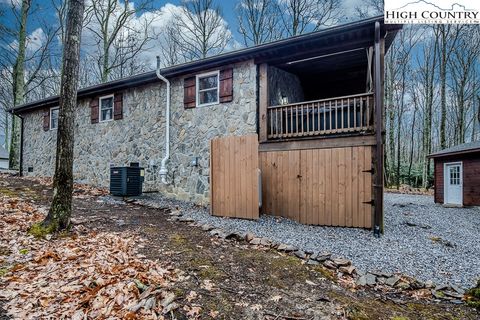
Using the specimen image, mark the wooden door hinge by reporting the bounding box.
[363,199,375,206]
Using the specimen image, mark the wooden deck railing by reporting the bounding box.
[266,93,374,139]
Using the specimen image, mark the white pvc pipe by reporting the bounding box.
[156,56,170,184]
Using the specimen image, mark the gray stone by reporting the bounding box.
[443,291,464,299]
[332,258,350,267]
[259,238,271,246]
[365,273,376,286]
[277,244,297,252]
[323,260,337,270]
[307,259,320,265]
[245,233,255,242]
[339,265,356,275]
[294,250,307,259]
[313,252,332,262]
[385,276,400,287]
[21,61,258,206]
[356,276,366,286]
[434,284,450,292]
[250,238,261,245]
[450,285,465,295]
[370,271,392,278]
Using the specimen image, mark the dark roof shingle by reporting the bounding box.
[429,141,480,158]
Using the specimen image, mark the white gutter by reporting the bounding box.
[156,56,170,184]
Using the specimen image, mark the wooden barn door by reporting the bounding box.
[210,135,259,219]
[260,146,373,228]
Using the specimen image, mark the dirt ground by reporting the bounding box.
[1,175,479,320]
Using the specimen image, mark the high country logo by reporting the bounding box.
[384,0,480,24]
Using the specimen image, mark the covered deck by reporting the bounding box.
[257,20,401,143]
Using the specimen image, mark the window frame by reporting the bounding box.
[50,106,59,130]
[99,94,115,122]
[196,70,220,108]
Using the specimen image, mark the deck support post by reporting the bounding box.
[259,63,268,142]
[373,21,385,236]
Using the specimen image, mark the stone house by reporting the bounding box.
[8,17,401,232]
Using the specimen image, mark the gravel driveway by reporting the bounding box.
[136,192,480,289]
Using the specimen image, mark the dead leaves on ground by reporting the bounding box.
[0,192,183,319]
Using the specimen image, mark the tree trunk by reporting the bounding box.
[40,0,85,232]
[439,25,447,149]
[9,0,30,169]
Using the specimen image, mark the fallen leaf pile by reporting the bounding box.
[23,175,109,198]
[385,184,433,196]
[0,194,181,319]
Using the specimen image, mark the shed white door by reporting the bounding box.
[444,162,462,205]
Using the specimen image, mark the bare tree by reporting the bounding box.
[435,25,462,149]
[355,0,383,18]
[37,0,86,233]
[84,0,156,82]
[8,0,31,169]
[236,0,281,46]
[278,0,340,37]
[419,33,438,188]
[0,0,59,168]
[158,24,185,67]
[172,0,232,60]
[448,26,480,145]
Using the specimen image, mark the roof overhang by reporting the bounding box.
[9,16,402,115]
[428,148,480,158]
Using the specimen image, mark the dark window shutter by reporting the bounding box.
[114,92,123,120]
[43,109,50,131]
[184,76,196,108]
[219,68,233,103]
[90,98,99,124]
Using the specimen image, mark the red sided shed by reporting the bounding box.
[429,141,480,206]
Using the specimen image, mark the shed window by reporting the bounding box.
[100,95,114,122]
[50,107,59,130]
[196,71,219,107]
[449,166,460,185]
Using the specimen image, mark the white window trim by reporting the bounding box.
[443,161,463,205]
[196,70,220,108]
[99,94,115,122]
[50,106,59,130]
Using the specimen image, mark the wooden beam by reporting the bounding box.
[259,63,268,142]
[373,21,385,236]
[259,135,376,152]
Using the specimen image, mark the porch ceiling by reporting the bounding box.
[255,20,400,68]
[276,48,368,77]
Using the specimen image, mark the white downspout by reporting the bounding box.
[156,56,170,184]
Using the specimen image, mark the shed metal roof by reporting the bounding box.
[429,141,480,158]
[8,16,401,115]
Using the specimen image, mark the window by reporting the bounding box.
[50,107,59,130]
[449,165,460,185]
[196,71,219,107]
[100,95,114,122]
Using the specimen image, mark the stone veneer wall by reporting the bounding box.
[22,60,258,204]
[268,66,304,106]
